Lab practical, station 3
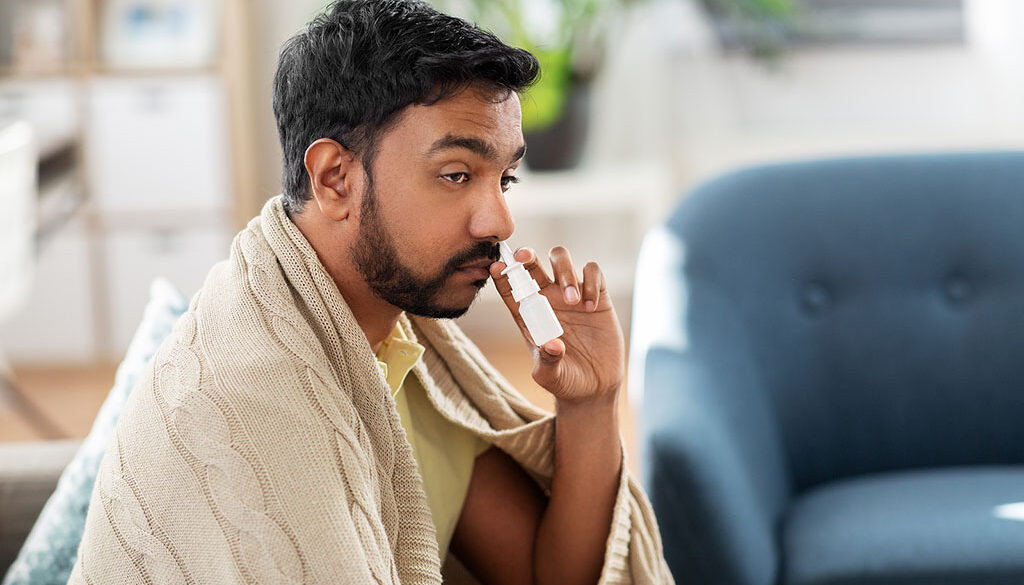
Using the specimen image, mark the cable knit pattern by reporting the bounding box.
[69,196,673,585]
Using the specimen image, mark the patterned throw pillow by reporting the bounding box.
[1,279,188,585]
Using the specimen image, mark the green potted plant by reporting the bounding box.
[698,0,795,59]
[431,0,636,170]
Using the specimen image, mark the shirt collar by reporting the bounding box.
[375,319,425,396]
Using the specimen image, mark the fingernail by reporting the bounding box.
[585,300,596,312]
[565,286,580,304]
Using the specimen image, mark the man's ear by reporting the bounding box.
[303,138,362,222]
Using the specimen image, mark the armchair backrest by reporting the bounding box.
[664,152,1024,492]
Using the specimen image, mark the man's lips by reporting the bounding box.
[456,259,495,279]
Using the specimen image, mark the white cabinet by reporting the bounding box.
[86,75,231,215]
[102,225,231,358]
[0,74,238,363]
[0,219,231,363]
[86,74,235,359]
[0,221,96,363]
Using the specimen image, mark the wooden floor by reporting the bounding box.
[0,362,119,442]
[0,340,638,472]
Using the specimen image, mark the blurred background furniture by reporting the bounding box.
[0,119,35,342]
[631,151,1024,585]
[0,0,256,366]
[0,440,79,577]
[0,119,65,440]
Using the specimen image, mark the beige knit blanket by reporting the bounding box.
[70,196,673,585]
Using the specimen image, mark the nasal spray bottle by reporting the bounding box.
[499,241,563,346]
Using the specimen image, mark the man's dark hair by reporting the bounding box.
[272,0,540,213]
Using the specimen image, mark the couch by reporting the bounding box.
[0,441,79,576]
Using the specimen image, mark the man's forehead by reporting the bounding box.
[401,90,524,161]
[424,89,520,128]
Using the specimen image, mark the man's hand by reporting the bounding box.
[489,246,625,404]
[457,245,624,585]
[469,245,623,585]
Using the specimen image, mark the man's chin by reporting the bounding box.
[406,279,486,319]
[404,303,471,320]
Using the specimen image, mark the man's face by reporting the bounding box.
[349,86,525,318]
[350,176,500,318]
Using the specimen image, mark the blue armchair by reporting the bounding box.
[631,152,1024,585]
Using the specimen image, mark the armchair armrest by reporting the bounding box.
[644,344,788,585]
[0,440,80,576]
[632,227,790,585]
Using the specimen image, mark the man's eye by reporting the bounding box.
[443,172,470,184]
[500,175,520,192]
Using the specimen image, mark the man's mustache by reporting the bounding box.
[442,241,502,275]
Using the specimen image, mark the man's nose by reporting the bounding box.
[468,186,515,242]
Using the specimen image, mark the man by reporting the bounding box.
[70,1,672,584]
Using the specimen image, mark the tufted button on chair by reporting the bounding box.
[631,152,1024,585]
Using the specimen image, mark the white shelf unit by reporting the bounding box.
[0,0,257,364]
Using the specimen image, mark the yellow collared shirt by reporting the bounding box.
[376,322,488,561]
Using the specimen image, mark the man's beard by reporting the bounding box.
[350,179,499,319]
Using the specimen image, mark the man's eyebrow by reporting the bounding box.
[511,143,527,163]
[426,134,526,165]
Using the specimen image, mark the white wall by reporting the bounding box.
[585,0,1024,205]
[249,0,331,200]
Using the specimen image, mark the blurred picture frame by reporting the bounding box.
[99,0,220,69]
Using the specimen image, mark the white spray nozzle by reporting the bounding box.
[499,242,538,302]
[498,241,563,346]
[498,241,517,267]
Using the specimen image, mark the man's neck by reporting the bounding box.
[290,210,401,353]
[343,288,403,354]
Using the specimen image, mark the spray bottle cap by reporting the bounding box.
[499,241,540,302]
